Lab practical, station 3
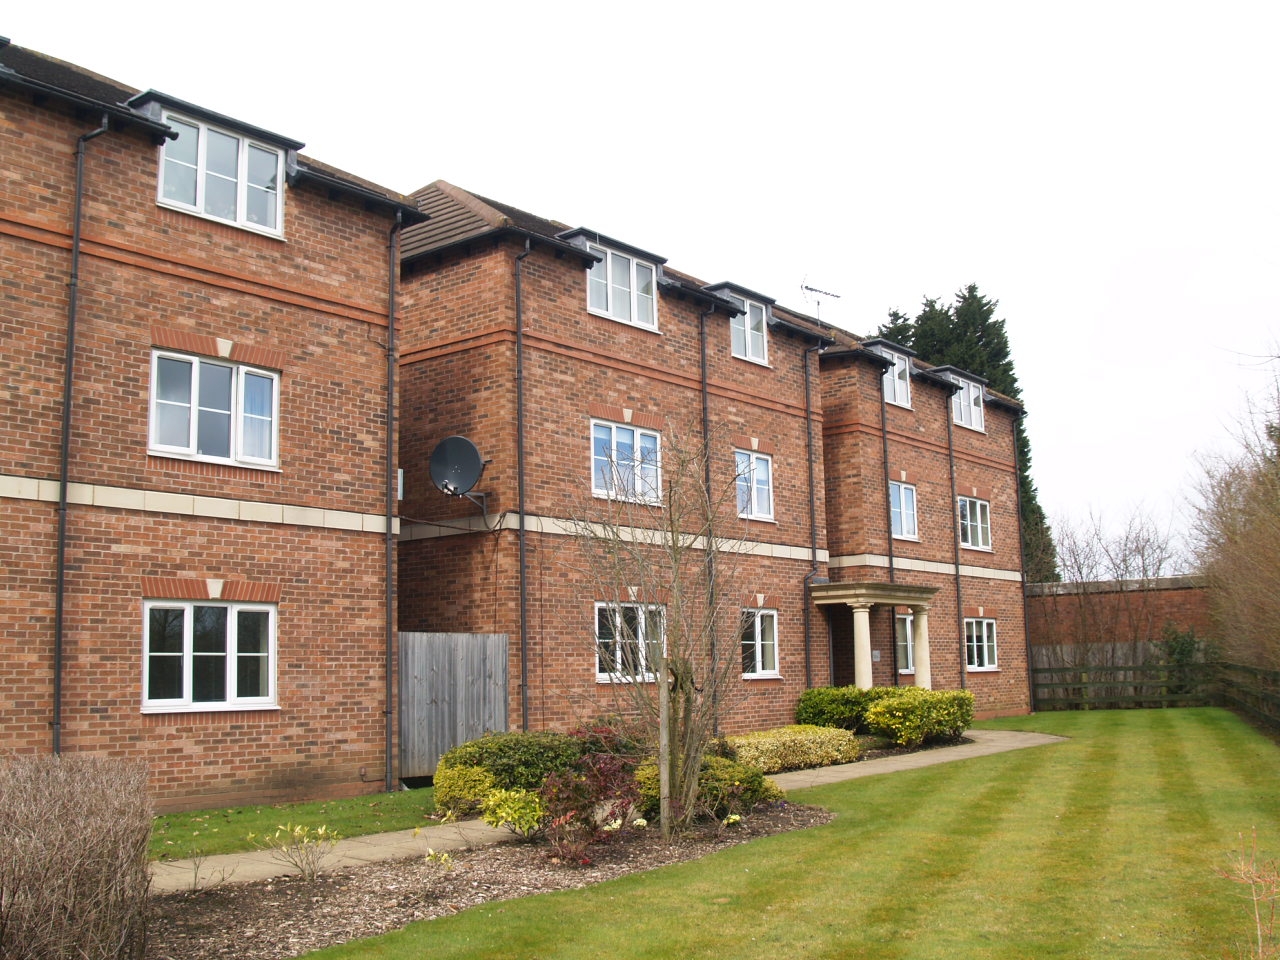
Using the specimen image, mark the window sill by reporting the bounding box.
[953,422,987,434]
[587,307,660,334]
[966,667,999,673]
[596,675,657,685]
[892,534,920,542]
[960,544,994,553]
[593,491,662,507]
[141,703,280,714]
[157,199,285,240]
[731,353,771,368]
[886,399,912,410]
[742,672,782,681]
[898,669,915,675]
[738,514,777,524]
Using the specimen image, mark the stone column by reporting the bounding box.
[851,602,874,689]
[911,603,932,690]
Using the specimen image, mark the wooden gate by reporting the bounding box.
[398,632,508,778]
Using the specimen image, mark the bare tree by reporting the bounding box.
[561,422,757,836]
[1193,386,1280,670]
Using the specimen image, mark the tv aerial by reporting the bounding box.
[429,435,489,515]
[800,278,841,320]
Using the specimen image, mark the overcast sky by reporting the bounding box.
[8,2,1277,557]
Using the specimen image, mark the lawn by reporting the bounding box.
[150,787,435,860]
[301,708,1280,959]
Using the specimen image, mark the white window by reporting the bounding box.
[882,351,911,406]
[592,421,661,502]
[596,602,663,681]
[965,617,998,670]
[958,496,992,549]
[727,296,768,364]
[159,114,284,235]
[889,481,918,539]
[143,601,276,712]
[735,450,774,520]
[587,244,657,329]
[740,609,779,677]
[895,613,914,673]
[951,377,985,431]
[149,351,279,468]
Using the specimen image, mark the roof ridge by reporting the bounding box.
[431,180,512,231]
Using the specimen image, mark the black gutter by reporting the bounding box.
[801,341,825,689]
[383,211,402,792]
[53,112,110,754]
[515,240,532,731]
[1011,409,1036,711]
[0,66,172,143]
[943,385,966,689]
[698,304,719,732]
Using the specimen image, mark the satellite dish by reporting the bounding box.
[429,436,485,497]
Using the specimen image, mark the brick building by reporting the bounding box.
[396,183,1032,735]
[0,40,423,810]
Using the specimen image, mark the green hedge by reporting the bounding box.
[434,731,584,816]
[864,688,975,747]
[794,685,903,732]
[726,724,862,773]
[635,757,784,820]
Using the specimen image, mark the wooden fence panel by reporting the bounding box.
[399,632,508,778]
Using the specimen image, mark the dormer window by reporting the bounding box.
[727,296,768,364]
[587,244,657,329]
[159,113,284,235]
[951,376,985,432]
[882,351,911,406]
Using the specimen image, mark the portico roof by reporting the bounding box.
[809,581,939,608]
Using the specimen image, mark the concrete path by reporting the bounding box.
[150,728,1065,894]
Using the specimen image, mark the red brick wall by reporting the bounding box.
[2,87,400,810]
[1025,578,1211,647]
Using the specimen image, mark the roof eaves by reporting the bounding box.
[127,90,305,151]
[289,161,426,225]
[0,61,172,141]
[557,228,666,266]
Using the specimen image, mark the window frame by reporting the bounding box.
[740,608,780,678]
[965,617,998,671]
[726,295,769,365]
[889,481,918,540]
[158,111,285,236]
[951,377,986,432]
[882,351,911,407]
[591,420,662,504]
[958,496,992,550]
[142,600,277,713]
[895,613,915,674]
[149,350,280,469]
[735,449,775,521]
[595,602,665,683]
[586,243,658,330]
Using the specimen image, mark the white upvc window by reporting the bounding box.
[727,296,768,364]
[143,600,277,712]
[735,450,774,520]
[951,377,985,431]
[740,608,779,678]
[882,351,911,406]
[592,420,661,503]
[965,617,998,671]
[596,602,664,682]
[587,244,657,329]
[889,481,918,539]
[895,613,914,673]
[958,496,992,550]
[159,113,284,235]
[149,351,279,468]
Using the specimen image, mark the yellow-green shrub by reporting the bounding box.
[726,724,862,773]
[864,688,975,747]
[635,757,784,820]
[433,764,496,818]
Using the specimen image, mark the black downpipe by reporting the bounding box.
[53,114,110,755]
[801,343,822,689]
[384,211,402,792]
[944,389,966,689]
[515,240,531,730]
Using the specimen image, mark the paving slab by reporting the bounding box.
[150,727,1065,894]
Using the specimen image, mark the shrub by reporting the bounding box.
[795,685,902,732]
[727,724,863,773]
[434,731,583,816]
[0,754,152,960]
[636,756,784,821]
[480,788,546,840]
[432,763,496,818]
[247,823,341,880]
[864,688,975,747]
